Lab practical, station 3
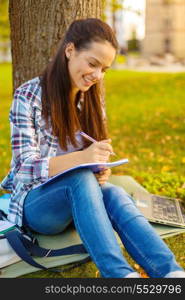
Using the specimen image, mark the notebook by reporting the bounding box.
[133,191,185,228]
[34,158,129,189]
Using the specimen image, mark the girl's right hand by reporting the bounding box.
[82,139,113,164]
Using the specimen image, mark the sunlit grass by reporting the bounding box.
[105,70,185,201]
[0,63,12,183]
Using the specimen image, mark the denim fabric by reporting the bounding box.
[23,169,184,278]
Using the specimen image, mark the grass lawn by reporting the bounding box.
[0,63,184,277]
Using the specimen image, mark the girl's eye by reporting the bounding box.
[88,62,108,73]
[89,62,96,67]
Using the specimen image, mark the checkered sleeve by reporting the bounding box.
[9,87,50,185]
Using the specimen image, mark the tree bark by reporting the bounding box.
[9,0,103,91]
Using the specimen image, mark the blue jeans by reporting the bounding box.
[23,169,183,278]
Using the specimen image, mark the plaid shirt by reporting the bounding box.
[0,77,84,227]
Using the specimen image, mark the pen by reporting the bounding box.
[80,131,116,156]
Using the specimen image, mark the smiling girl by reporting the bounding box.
[1,18,184,278]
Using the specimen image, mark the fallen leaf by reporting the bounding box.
[181,158,185,164]
[165,136,171,140]
[161,165,171,172]
[175,136,180,140]
[140,271,149,278]
[157,156,165,162]
[134,263,140,270]
[149,152,154,158]
[140,148,150,153]
[95,271,100,278]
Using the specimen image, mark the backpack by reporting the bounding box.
[0,200,91,274]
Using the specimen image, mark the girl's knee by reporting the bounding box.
[103,183,130,198]
[102,183,143,224]
[70,168,100,189]
[102,183,135,206]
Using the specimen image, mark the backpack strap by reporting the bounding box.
[20,234,87,257]
[0,209,8,220]
[5,228,90,272]
[5,229,49,270]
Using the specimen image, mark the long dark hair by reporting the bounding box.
[40,18,118,151]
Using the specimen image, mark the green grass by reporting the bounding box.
[0,63,184,277]
[0,63,12,184]
[105,70,185,201]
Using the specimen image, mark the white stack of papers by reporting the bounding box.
[0,221,16,235]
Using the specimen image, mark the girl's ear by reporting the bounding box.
[65,42,75,59]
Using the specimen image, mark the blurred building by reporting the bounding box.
[105,4,127,51]
[105,1,145,54]
[143,0,185,59]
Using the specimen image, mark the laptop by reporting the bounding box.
[132,191,185,228]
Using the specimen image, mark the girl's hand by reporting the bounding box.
[94,168,111,185]
[82,139,113,164]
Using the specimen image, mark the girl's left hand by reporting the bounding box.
[94,168,111,185]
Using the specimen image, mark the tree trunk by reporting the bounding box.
[9,0,103,91]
